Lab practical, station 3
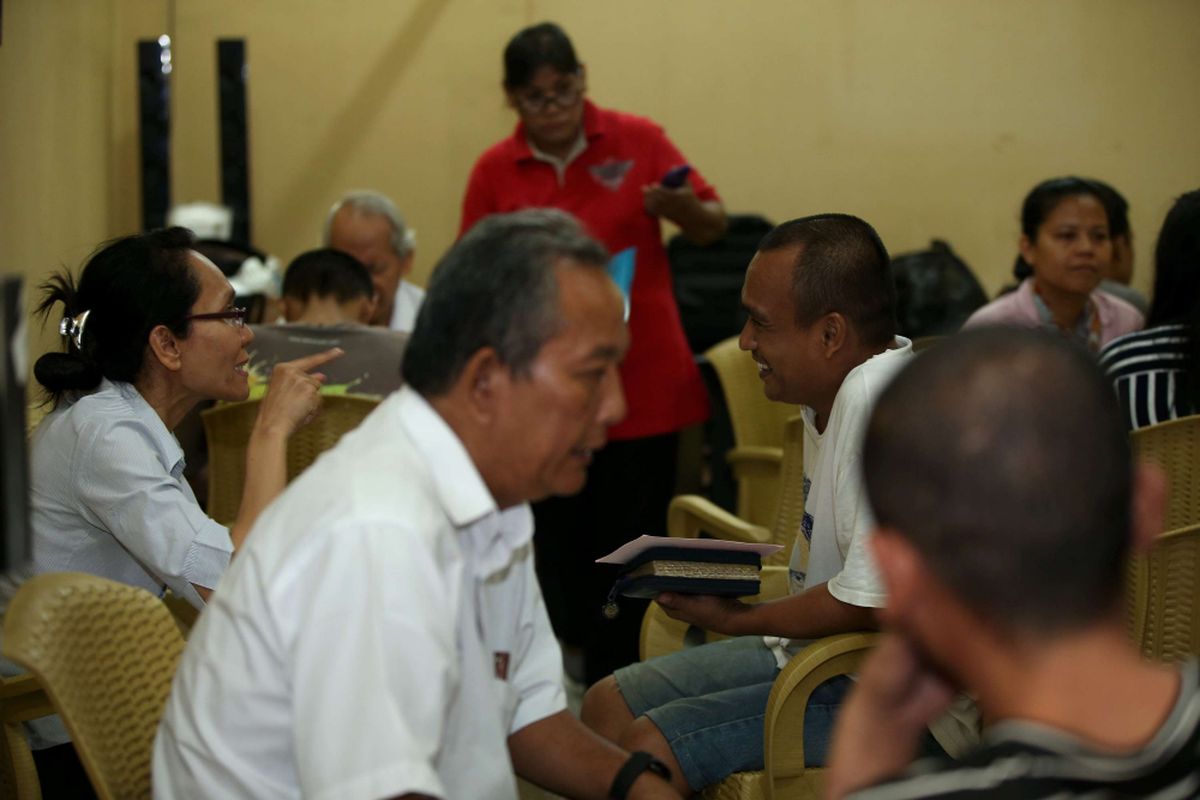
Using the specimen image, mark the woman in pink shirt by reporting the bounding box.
[964,177,1143,351]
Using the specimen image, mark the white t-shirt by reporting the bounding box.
[389,279,426,333]
[767,338,913,665]
[153,387,566,800]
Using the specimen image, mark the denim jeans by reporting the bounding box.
[613,636,851,790]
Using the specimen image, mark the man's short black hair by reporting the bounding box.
[863,328,1133,635]
[282,248,374,303]
[757,214,897,346]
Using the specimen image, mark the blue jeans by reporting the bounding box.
[613,636,851,790]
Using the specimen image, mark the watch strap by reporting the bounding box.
[608,750,672,799]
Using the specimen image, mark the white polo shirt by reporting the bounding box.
[154,387,566,799]
[389,279,426,333]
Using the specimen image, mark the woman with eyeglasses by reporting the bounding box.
[460,22,727,685]
[28,227,341,611]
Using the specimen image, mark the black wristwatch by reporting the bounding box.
[608,750,673,799]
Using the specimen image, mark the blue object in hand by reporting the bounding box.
[660,164,692,189]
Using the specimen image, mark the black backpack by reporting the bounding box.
[891,239,987,338]
[669,214,774,353]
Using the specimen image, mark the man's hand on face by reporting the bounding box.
[654,592,750,636]
[824,633,957,800]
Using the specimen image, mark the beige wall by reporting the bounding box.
[4,0,1200,371]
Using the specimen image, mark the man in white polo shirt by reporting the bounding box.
[154,210,680,800]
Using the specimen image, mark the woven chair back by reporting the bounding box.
[2,573,185,800]
[1132,414,1200,532]
[705,336,799,450]
[203,393,380,524]
[1127,523,1200,663]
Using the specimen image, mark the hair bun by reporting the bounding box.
[33,352,102,393]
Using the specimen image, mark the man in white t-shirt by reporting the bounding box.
[325,190,426,332]
[581,214,913,794]
[154,210,681,800]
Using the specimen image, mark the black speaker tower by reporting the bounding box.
[218,39,251,245]
[137,39,172,231]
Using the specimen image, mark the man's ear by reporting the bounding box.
[353,295,376,325]
[820,312,848,357]
[457,347,509,423]
[147,324,183,372]
[1130,460,1168,553]
[281,296,305,323]
[398,252,415,279]
[869,528,922,627]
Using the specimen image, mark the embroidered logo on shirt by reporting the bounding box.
[589,158,634,191]
[494,651,510,681]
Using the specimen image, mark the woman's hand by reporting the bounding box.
[254,348,343,438]
[642,184,728,245]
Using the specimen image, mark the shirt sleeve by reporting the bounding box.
[825,389,886,609]
[288,520,456,800]
[75,419,231,608]
[507,557,568,733]
[826,451,886,608]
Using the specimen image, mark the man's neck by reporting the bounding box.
[812,338,897,433]
[290,296,365,326]
[967,624,1180,751]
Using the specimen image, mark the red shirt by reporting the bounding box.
[460,101,716,440]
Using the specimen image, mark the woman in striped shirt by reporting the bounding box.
[1100,189,1200,429]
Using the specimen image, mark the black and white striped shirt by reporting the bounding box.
[849,661,1200,800]
[1099,324,1195,430]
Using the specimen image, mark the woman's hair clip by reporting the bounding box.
[58,310,91,351]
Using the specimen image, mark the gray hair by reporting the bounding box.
[324,190,416,259]
[402,209,610,397]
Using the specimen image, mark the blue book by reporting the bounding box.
[607,247,636,320]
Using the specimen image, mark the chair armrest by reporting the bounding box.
[0,674,53,723]
[763,632,880,788]
[727,445,783,477]
[668,495,771,545]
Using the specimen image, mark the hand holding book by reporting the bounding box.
[596,535,783,619]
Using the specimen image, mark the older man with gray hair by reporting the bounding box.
[325,190,425,331]
[154,209,681,800]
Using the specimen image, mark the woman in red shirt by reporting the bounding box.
[461,21,727,684]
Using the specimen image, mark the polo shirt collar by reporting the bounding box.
[103,378,186,478]
[393,386,533,576]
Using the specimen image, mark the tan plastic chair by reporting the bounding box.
[705,336,801,527]
[1126,523,1200,663]
[203,393,379,524]
[669,414,805,566]
[1131,414,1200,533]
[2,573,186,800]
[0,673,52,800]
[639,567,877,800]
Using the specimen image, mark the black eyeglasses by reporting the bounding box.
[514,75,583,114]
[184,306,248,328]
